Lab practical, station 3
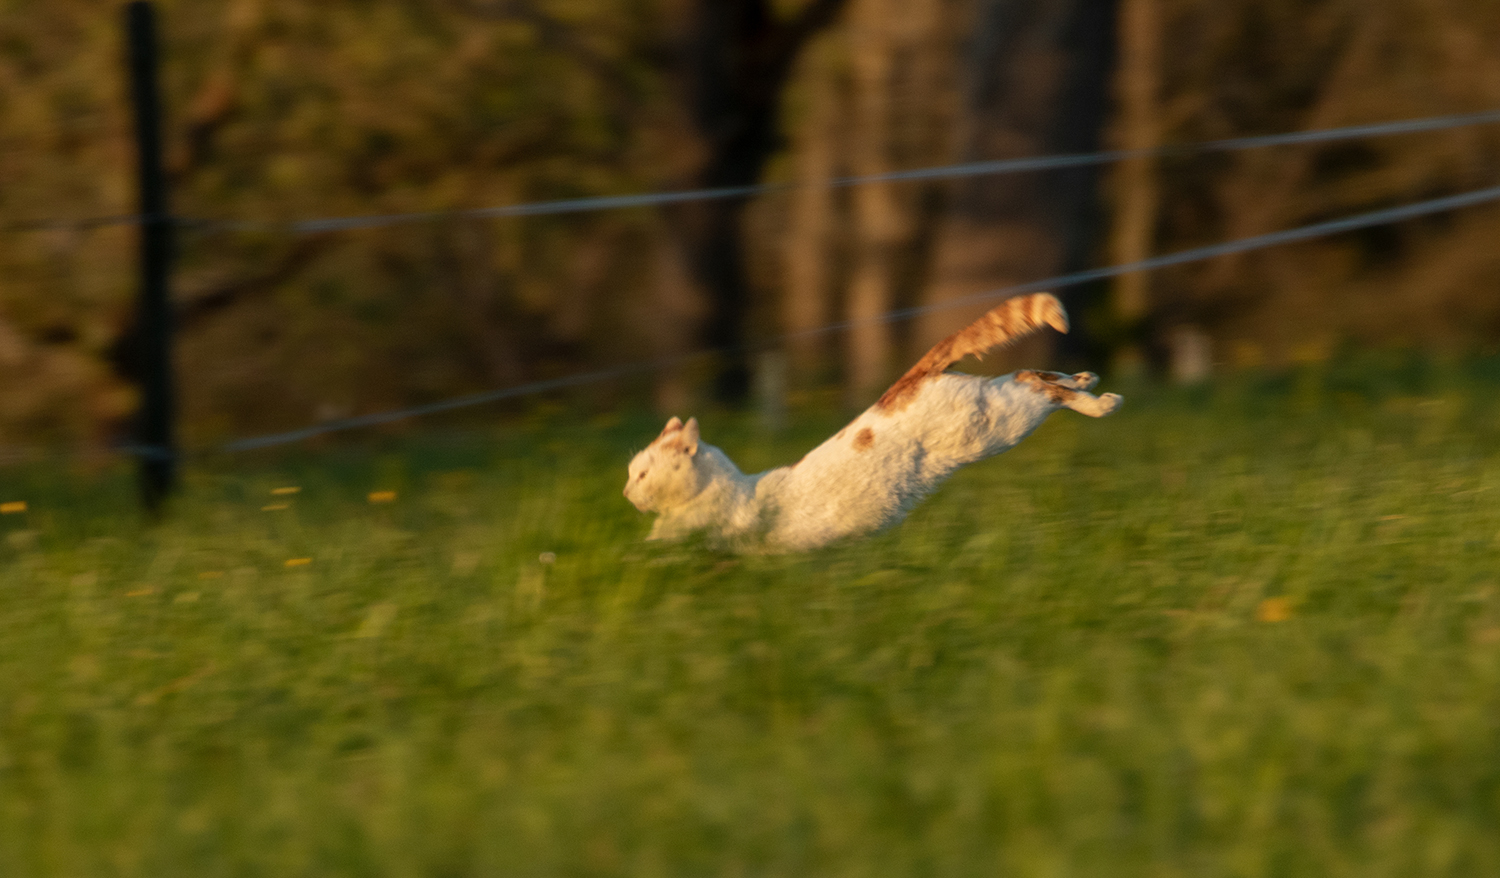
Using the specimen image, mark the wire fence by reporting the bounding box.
[6,107,1500,235]
[214,180,1500,454]
[7,106,1500,460]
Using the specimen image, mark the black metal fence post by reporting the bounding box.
[125,1,176,513]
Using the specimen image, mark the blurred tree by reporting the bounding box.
[1107,0,1162,372]
[667,0,850,403]
[919,0,1118,373]
[843,0,951,404]
[1,0,677,445]
[781,38,841,379]
[0,2,137,448]
[3,0,1500,451]
[772,0,957,403]
[844,0,901,403]
[1143,0,1500,366]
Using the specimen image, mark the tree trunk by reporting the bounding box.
[1108,0,1162,369]
[920,0,1117,373]
[672,197,758,402]
[783,40,840,377]
[673,0,850,404]
[845,0,902,403]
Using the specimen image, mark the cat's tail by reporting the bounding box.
[874,293,1068,412]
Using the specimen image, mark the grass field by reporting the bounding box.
[3,358,1500,876]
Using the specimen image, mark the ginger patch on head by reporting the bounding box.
[853,427,875,451]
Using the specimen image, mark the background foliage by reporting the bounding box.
[1,0,1499,448]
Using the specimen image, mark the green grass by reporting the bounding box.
[4,359,1500,876]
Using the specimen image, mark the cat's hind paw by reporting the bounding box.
[1092,392,1124,416]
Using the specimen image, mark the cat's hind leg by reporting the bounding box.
[1012,369,1099,390]
[1053,370,1101,391]
[1014,370,1122,417]
[1068,371,1100,391]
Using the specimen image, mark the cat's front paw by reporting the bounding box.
[1096,392,1123,415]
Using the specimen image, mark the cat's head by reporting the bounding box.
[624,416,705,512]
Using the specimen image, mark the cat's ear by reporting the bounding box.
[681,417,700,455]
[659,416,683,438]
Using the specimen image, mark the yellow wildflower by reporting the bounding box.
[1256,597,1293,623]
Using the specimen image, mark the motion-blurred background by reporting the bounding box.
[3,0,1500,453]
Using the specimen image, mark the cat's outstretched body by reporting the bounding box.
[624,293,1121,551]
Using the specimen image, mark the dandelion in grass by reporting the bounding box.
[284,557,312,568]
[1257,596,1293,622]
[368,491,397,504]
[271,486,301,496]
[539,552,557,565]
[0,501,26,514]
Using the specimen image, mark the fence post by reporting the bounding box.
[125,1,176,514]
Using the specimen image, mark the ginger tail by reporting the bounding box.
[874,293,1068,413]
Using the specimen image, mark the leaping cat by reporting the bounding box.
[624,293,1122,551]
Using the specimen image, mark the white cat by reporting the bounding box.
[624,293,1121,551]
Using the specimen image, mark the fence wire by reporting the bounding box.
[170,107,1500,234]
[7,107,1500,235]
[8,106,1500,459]
[212,180,1500,454]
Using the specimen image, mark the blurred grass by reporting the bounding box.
[3,357,1500,876]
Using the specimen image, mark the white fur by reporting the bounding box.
[624,372,1122,552]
